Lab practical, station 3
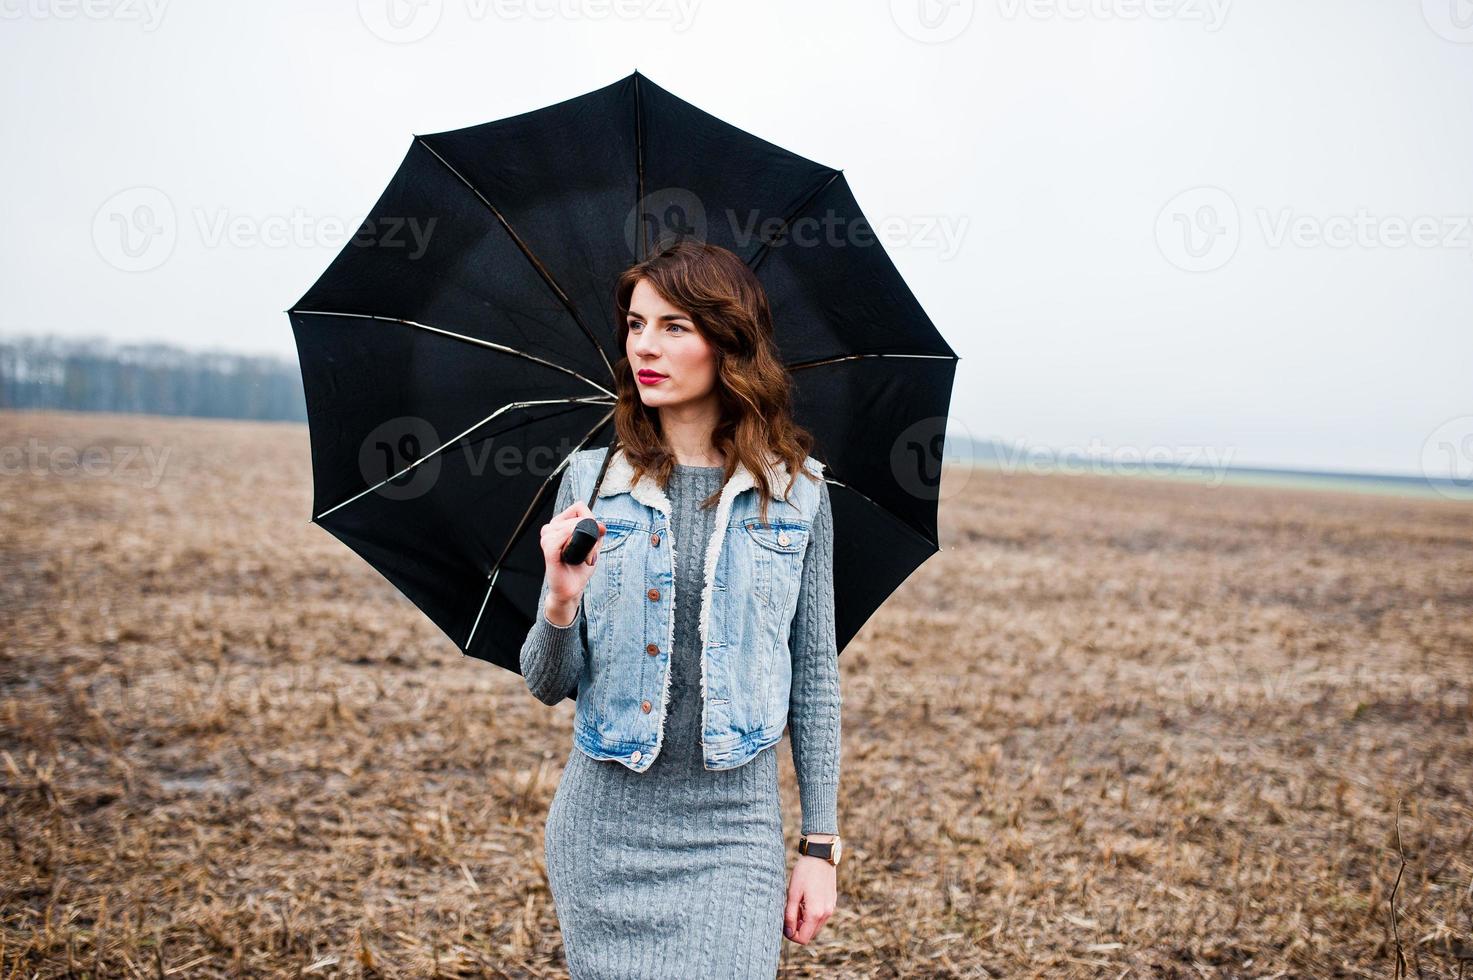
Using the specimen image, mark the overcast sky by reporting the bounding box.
[3,0,1470,479]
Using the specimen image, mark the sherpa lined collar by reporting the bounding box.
[591,445,826,689]
[594,446,805,516]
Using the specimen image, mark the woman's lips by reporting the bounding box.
[637,371,668,385]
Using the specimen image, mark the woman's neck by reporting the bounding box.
[672,449,725,467]
[658,403,722,468]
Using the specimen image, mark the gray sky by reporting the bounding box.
[3,0,1471,479]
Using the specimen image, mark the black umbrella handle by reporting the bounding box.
[559,517,601,565]
[558,439,618,565]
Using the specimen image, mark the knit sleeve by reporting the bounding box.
[518,462,588,706]
[787,478,842,836]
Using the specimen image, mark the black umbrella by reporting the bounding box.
[288,70,959,674]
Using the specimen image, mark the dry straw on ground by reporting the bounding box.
[1,409,1470,978]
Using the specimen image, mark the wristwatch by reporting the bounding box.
[798,834,843,867]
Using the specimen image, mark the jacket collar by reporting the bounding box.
[591,443,826,746]
[595,446,800,516]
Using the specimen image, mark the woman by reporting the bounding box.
[518,239,843,978]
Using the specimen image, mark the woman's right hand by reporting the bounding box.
[539,499,606,626]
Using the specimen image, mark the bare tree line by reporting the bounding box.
[0,334,305,421]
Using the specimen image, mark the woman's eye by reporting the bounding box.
[668,323,685,333]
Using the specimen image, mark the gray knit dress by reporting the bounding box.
[520,461,841,979]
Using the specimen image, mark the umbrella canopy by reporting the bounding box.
[288,70,958,673]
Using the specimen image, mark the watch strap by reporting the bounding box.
[799,835,838,863]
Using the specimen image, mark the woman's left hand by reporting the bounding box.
[784,856,837,944]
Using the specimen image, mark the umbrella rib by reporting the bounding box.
[464,407,615,650]
[789,351,958,371]
[314,395,615,523]
[822,475,941,551]
[635,71,646,262]
[748,170,845,274]
[413,137,618,382]
[290,309,615,398]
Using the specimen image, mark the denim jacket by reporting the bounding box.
[539,446,826,774]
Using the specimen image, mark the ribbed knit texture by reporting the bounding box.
[520,461,841,978]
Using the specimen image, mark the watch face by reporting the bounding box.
[832,838,842,865]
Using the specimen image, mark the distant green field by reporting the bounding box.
[1176,466,1473,501]
[961,457,1473,502]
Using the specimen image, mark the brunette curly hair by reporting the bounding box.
[610,239,818,522]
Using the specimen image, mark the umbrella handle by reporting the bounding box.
[560,517,601,565]
[559,437,618,565]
